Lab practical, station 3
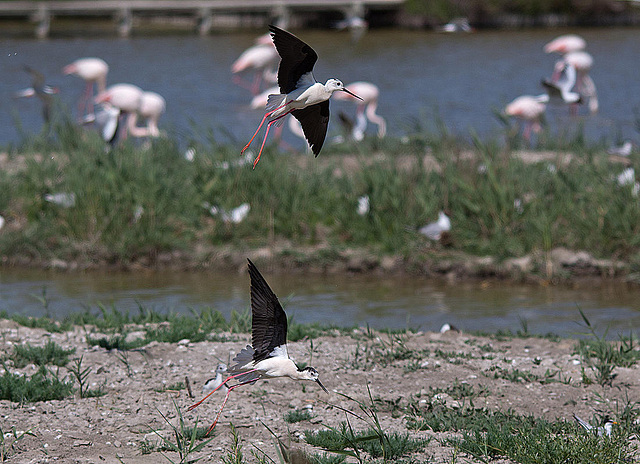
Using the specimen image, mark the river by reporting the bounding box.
[1,267,638,337]
[2,27,640,148]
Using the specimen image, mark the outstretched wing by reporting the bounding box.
[292,101,330,156]
[247,259,288,362]
[269,25,318,95]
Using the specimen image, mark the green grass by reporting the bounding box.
[284,409,314,423]
[10,340,75,368]
[0,365,74,403]
[3,114,640,272]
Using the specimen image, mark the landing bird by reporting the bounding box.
[63,58,109,118]
[188,259,328,435]
[420,211,451,241]
[573,414,616,437]
[15,65,59,124]
[241,25,362,168]
[202,363,228,395]
[542,61,581,105]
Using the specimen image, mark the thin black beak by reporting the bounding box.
[316,378,329,393]
[342,88,363,101]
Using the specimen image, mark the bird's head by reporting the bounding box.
[216,363,228,375]
[326,79,363,101]
[298,366,329,393]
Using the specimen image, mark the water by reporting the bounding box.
[2,27,640,148]
[1,267,638,337]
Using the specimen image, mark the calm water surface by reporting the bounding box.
[1,268,638,337]
[2,28,640,147]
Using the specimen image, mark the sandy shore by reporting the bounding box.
[1,319,638,463]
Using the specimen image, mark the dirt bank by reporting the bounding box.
[1,320,637,463]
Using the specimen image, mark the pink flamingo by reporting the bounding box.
[544,34,586,54]
[563,51,598,114]
[505,95,548,143]
[332,81,386,138]
[128,91,166,138]
[63,58,109,118]
[94,83,143,139]
[544,35,597,114]
[231,40,279,96]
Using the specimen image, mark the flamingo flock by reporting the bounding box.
[14,56,166,145]
[505,34,599,144]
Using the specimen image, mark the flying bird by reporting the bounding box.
[15,65,58,124]
[241,25,362,168]
[188,259,328,435]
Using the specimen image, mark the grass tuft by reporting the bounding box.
[10,340,75,368]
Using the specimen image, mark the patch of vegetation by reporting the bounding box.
[0,365,74,403]
[486,365,559,384]
[10,340,75,368]
[284,409,314,423]
[306,388,427,463]
[152,400,214,464]
[86,334,146,351]
[574,309,640,386]
[3,113,640,272]
[68,355,106,398]
[0,425,35,462]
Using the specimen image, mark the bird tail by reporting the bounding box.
[266,93,286,113]
[230,345,255,371]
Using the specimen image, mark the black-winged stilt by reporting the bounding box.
[188,258,328,434]
[241,25,362,168]
[573,414,616,437]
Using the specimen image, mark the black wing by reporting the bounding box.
[269,25,318,95]
[292,101,330,156]
[247,259,288,363]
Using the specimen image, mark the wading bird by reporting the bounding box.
[544,34,586,54]
[241,25,362,168]
[333,81,386,139]
[128,91,166,138]
[63,58,109,118]
[188,259,328,435]
[505,95,548,143]
[95,84,143,139]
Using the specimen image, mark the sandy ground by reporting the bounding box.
[1,320,638,463]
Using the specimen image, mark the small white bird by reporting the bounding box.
[82,104,120,145]
[0,215,5,230]
[357,195,370,216]
[573,414,616,437]
[202,363,228,395]
[205,203,250,224]
[44,193,76,208]
[607,141,633,157]
[420,211,451,241]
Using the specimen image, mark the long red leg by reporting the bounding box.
[204,377,261,436]
[188,369,257,411]
[252,110,293,169]
[241,103,288,155]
